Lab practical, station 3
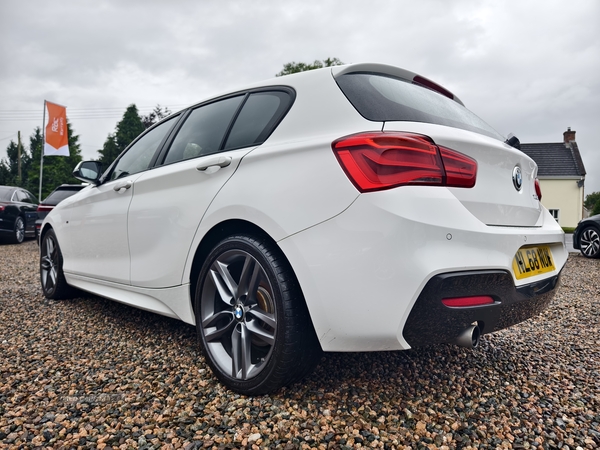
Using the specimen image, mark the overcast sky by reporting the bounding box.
[1,0,599,195]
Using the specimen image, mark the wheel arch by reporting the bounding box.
[39,222,53,243]
[189,219,300,315]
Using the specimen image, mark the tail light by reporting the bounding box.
[534,178,542,201]
[332,132,477,193]
[37,205,54,212]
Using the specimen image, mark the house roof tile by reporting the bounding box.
[520,142,586,177]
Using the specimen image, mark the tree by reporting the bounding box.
[584,191,600,213]
[276,57,344,77]
[593,199,600,216]
[98,134,120,169]
[99,104,145,167]
[141,104,172,129]
[115,104,145,152]
[26,123,83,200]
[0,161,10,186]
[0,138,32,187]
[98,104,144,167]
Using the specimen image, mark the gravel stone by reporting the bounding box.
[1,240,599,449]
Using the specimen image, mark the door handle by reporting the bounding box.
[113,180,133,192]
[196,156,232,171]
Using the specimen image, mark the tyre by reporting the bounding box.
[40,229,73,299]
[11,216,25,244]
[579,226,600,258]
[195,234,320,395]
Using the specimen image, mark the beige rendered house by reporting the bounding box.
[520,128,586,228]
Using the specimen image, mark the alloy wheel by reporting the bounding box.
[580,227,600,258]
[199,249,277,380]
[14,217,25,243]
[40,233,59,295]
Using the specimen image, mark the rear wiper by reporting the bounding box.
[505,133,521,150]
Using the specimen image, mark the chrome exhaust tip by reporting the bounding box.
[456,324,481,349]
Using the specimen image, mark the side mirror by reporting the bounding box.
[73,161,102,185]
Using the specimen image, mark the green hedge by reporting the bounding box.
[562,227,576,233]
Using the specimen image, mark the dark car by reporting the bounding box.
[0,185,38,244]
[573,214,600,258]
[35,184,86,238]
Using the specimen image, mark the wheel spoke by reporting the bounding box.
[231,323,252,379]
[46,238,55,260]
[42,263,55,292]
[49,267,57,288]
[210,267,235,305]
[237,256,261,303]
[40,256,53,271]
[203,311,235,342]
[247,304,276,329]
[246,319,275,346]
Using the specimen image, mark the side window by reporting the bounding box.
[164,96,243,165]
[110,115,177,181]
[16,190,36,203]
[223,91,291,150]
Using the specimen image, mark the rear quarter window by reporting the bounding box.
[335,72,502,140]
[224,90,293,150]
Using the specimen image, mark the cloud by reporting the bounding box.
[1,0,598,192]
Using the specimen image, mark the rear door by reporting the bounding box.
[128,89,294,288]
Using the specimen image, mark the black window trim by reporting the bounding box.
[100,112,184,185]
[154,86,296,167]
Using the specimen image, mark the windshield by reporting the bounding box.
[335,72,503,141]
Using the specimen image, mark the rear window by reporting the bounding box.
[0,187,14,201]
[335,73,503,140]
[43,187,82,206]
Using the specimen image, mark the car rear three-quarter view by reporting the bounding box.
[40,63,567,394]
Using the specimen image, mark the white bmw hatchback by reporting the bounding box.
[40,63,567,394]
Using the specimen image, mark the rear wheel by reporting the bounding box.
[40,229,72,299]
[195,234,320,395]
[579,226,600,258]
[11,216,25,244]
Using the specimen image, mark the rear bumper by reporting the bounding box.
[279,186,567,352]
[402,270,561,347]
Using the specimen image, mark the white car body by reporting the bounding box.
[41,63,567,392]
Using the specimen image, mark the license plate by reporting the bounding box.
[512,245,555,280]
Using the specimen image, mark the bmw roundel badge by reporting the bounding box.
[512,166,523,191]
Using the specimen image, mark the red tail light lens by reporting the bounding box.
[534,178,542,201]
[332,132,477,192]
[37,205,54,212]
[442,296,495,308]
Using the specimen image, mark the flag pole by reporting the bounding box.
[39,100,46,201]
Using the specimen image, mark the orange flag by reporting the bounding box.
[44,101,70,156]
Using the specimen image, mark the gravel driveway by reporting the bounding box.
[1,240,598,449]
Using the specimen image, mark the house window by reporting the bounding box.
[549,209,560,222]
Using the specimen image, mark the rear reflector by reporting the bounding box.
[332,132,477,192]
[442,296,495,308]
[534,178,542,201]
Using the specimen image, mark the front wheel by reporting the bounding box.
[579,226,600,258]
[195,234,320,395]
[40,229,72,299]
